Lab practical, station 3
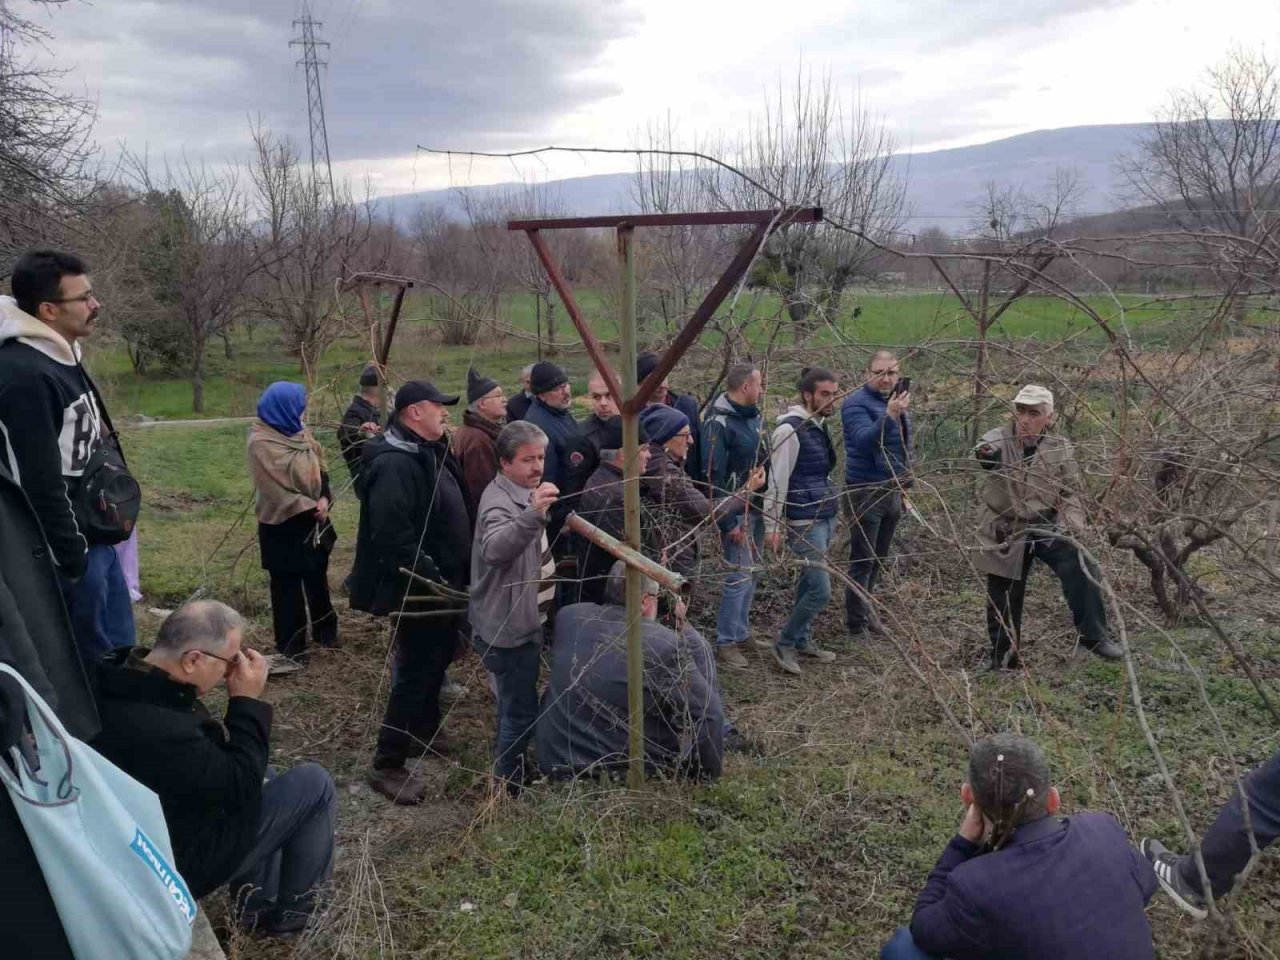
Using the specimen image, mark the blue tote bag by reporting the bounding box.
[0,664,196,959]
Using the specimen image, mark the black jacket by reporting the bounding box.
[0,458,98,959]
[0,298,119,578]
[349,423,473,615]
[91,649,272,899]
[506,391,533,422]
[575,461,625,604]
[337,394,380,478]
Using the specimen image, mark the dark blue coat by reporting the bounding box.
[778,413,837,522]
[701,393,764,532]
[909,812,1157,960]
[841,384,912,486]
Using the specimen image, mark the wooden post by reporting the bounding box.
[618,225,645,789]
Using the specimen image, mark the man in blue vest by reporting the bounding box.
[702,362,767,668]
[841,350,912,639]
[523,361,592,553]
[763,367,841,675]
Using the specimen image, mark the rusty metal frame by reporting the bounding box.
[511,207,822,414]
[509,205,822,787]
[339,272,415,419]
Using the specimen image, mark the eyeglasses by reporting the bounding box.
[47,291,98,305]
[196,649,240,673]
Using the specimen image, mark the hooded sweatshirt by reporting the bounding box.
[0,296,109,577]
[700,392,766,532]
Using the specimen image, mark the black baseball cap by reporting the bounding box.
[393,380,459,413]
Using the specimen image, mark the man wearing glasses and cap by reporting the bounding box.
[974,384,1122,670]
[349,380,474,803]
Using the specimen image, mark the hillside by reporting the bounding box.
[382,123,1154,231]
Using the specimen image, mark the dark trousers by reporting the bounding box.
[58,543,136,666]
[1179,748,1280,897]
[843,485,902,630]
[373,619,458,770]
[229,763,336,922]
[985,533,1107,664]
[269,567,337,657]
[478,639,542,785]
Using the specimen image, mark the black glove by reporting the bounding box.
[410,551,441,584]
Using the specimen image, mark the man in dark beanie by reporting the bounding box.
[523,360,592,551]
[638,351,703,481]
[576,416,650,604]
[349,379,472,804]
[337,363,383,479]
[451,367,506,515]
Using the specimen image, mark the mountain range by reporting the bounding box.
[381,123,1155,235]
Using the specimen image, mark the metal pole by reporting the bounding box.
[618,225,644,790]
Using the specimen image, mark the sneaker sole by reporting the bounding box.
[1143,840,1209,920]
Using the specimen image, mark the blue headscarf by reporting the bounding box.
[257,381,307,436]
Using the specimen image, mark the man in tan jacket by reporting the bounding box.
[974,385,1122,670]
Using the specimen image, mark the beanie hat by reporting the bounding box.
[530,361,569,395]
[359,363,381,388]
[636,351,661,383]
[466,366,500,404]
[1012,384,1054,411]
[639,404,689,445]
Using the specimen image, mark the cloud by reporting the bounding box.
[32,0,641,164]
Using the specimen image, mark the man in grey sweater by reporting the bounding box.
[469,420,559,794]
[536,561,724,780]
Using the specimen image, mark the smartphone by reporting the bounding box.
[892,376,912,396]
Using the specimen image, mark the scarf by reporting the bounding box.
[257,381,306,437]
[246,421,324,524]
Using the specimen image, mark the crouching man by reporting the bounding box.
[536,560,724,781]
[93,601,336,938]
[882,733,1156,960]
[975,384,1122,670]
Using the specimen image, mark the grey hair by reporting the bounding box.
[726,362,759,391]
[496,420,548,462]
[521,363,536,377]
[604,559,658,607]
[153,600,244,655]
[867,349,898,370]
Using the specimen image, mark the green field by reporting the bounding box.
[97,292,1278,959]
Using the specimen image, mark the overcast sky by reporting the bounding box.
[20,0,1280,196]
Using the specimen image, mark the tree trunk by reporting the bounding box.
[220,330,235,360]
[788,297,811,344]
[544,295,558,356]
[190,332,207,413]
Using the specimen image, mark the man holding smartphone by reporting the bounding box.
[840,351,912,640]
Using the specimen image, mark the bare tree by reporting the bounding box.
[126,156,260,412]
[1125,48,1280,319]
[705,72,907,342]
[414,204,501,346]
[248,125,377,374]
[0,1,100,268]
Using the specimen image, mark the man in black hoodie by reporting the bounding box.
[349,380,473,804]
[0,250,136,662]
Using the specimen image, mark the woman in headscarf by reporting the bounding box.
[247,382,338,661]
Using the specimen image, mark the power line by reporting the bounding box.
[290,2,335,204]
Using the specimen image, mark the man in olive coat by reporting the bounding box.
[974,385,1122,669]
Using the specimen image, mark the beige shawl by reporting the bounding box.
[247,420,325,524]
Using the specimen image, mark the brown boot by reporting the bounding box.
[367,765,428,805]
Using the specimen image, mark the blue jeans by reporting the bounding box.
[479,639,542,785]
[881,927,944,960]
[779,517,835,649]
[229,763,336,923]
[716,512,765,646]
[58,543,136,666]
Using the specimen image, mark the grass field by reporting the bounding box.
[98,292,1280,958]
